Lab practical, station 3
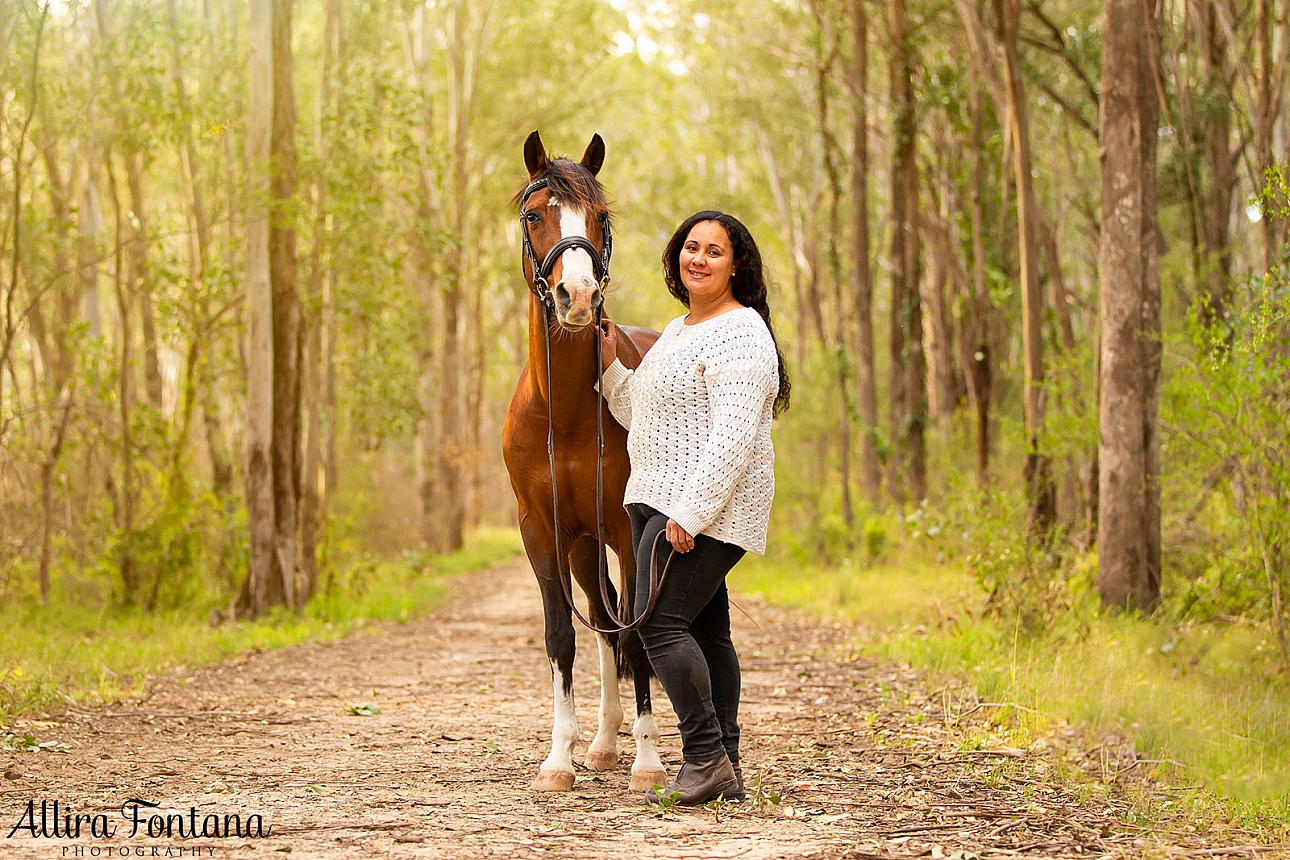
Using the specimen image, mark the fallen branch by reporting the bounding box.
[959,748,1029,758]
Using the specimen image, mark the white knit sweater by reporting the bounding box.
[599,307,778,554]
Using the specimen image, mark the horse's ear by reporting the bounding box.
[580,134,605,177]
[524,130,549,179]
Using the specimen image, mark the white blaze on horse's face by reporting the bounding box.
[549,197,602,329]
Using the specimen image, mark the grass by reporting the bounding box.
[732,552,1290,838]
[0,527,524,726]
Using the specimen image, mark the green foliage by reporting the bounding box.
[1163,173,1290,661]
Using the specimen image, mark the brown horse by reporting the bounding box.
[502,131,664,792]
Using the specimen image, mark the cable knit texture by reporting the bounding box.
[599,307,778,554]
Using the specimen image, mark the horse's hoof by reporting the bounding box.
[629,768,669,792]
[530,770,575,792]
[584,748,617,771]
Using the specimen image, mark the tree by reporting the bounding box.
[847,0,882,504]
[1097,0,1162,610]
[244,0,278,617]
[888,0,927,505]
[996,0,1055,535]
[269,0,301,609]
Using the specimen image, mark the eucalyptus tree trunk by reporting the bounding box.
[439,0,469,554]
[33,130,81,601]
[888,0,926,505]
[1098,0,1162,611]
[924,118,957,426]
[244,0,277,618]
[847,0,881,505]
[996,0,1054,535]
[300,0,343,602]
[403,2,444,550]
[811,0,854,528]
[437,0,492,552]
[269,0,300,608]
[949,0,1002,488]
[123,153,163,409]
[167,0,234,495]
[76,43,105,342]
[1198,0,1234,323]
[106,154,137,603]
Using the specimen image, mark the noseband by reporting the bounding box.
[518,176,614,305]
[517,173,674,636]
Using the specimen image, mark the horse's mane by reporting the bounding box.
[514,158,611,224]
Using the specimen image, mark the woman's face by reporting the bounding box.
[679,221,736,303]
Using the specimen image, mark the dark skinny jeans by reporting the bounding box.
[628,503,746,764]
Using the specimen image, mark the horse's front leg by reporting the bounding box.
[530,543,579,792]
[569,535,623,773]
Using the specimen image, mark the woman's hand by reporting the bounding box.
[598,317,618,370]
[666,519,695,553]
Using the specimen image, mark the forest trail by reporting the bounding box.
[1,561,1260,859]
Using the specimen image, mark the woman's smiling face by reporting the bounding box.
[679,220,735,303]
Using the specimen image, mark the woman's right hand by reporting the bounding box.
[598,317,618,369]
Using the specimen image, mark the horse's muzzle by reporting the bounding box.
[554,280,602,329]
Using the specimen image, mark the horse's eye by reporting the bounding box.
[525,210,540,224]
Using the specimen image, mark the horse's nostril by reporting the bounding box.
[554,283,572,308]
[590,289,603,310]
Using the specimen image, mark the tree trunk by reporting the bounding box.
[403,3,443,550]
[244,0,277,618]
[299,0,342,601]
[924,123,957,426]
[437,0,487,553]
[167,0,212,279]
[106,153,136,601]
[1198,0,1234,324]
[811,1,854,529]
[847,0,881,505]
[1098,0,1162,611]
[889,0,925,505]
[997,0,1054,534]
[123,152,164,409]
[465,268,487,528]
[270,0,300,607]
[967,81,993,484]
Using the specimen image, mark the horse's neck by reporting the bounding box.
[526,296,599,416]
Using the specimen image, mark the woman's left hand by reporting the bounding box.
[665,519,695,553]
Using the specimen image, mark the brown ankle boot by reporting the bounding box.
[644,754,739,806]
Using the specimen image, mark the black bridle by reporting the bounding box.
[519,176,613,303]
[518,175,673,636]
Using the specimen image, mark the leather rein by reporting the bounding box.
[519,175,675,636]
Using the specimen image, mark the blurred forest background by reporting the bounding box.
[1,0,1289,803]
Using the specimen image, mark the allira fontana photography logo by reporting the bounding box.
[7,798,273,842]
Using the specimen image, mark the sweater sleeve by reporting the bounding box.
[670,353,777,538]
[597,359,634,429]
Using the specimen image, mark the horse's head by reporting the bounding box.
[518,131,612,331]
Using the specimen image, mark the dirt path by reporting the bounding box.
[0,561,1269,859]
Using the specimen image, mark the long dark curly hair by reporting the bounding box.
[662,210,791,416]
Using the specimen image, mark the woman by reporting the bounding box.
[598,210,790,805]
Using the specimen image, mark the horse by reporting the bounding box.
[501,131,665,792]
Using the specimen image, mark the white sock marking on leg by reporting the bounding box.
[631,711,665,775]
[588,634,623,760]
[540,658,578,775]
